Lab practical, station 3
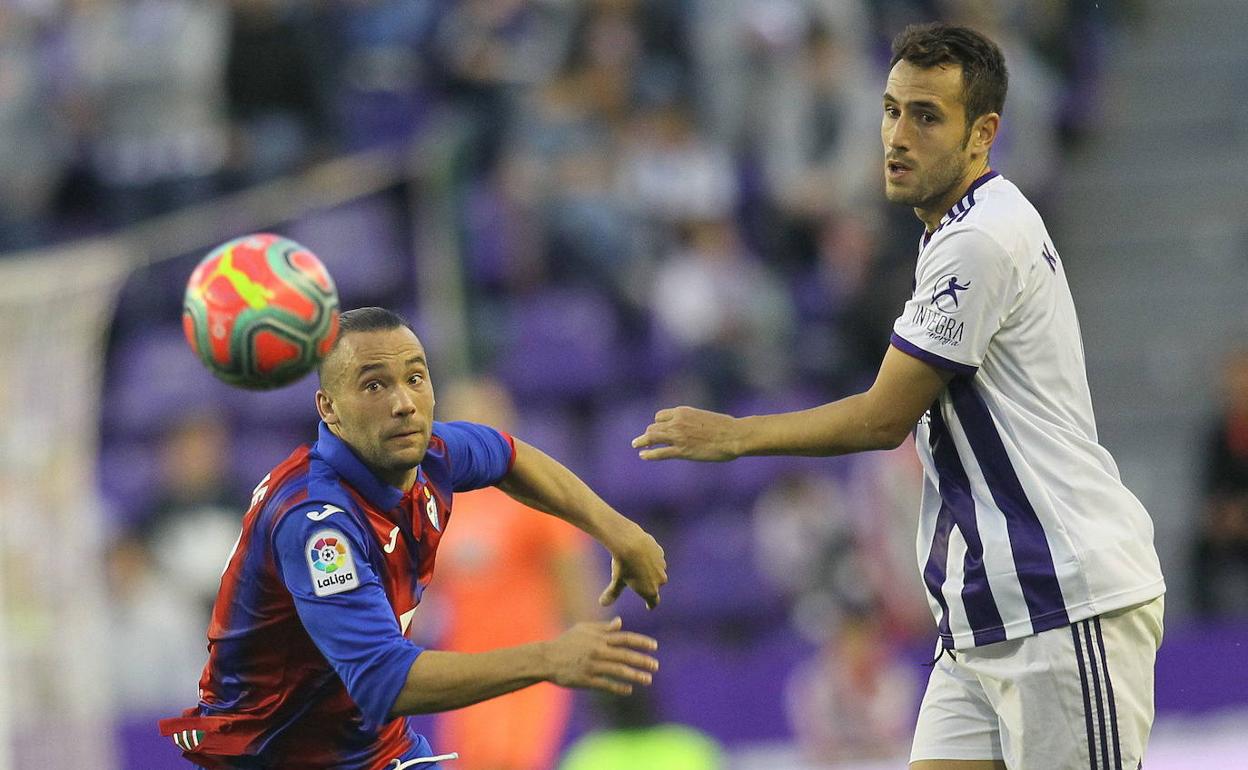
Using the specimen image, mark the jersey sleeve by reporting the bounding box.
[891,225,1018,375]
[433,420,517,492]
[271,503,423,728]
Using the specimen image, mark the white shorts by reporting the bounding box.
[910,596,1164,769]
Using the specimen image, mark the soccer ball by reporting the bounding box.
[182,233,340,389]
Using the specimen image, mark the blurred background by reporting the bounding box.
[1,0,1246,768]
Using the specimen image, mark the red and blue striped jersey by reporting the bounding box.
[159,420,515,769]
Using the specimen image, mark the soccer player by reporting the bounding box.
[632,24,1164,770]
[160,307,667,769]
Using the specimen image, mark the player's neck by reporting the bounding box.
[917,159,992,232]
[376,466,418,492]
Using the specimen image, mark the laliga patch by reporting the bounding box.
[306,529,360,597]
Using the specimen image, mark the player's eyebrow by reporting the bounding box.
[883,93,947,115]
[355,355,426,379]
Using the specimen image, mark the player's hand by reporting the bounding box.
[545,617,659,696]
[600,527,667,610]
[631,406,742,462]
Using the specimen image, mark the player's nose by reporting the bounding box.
[391,387,417,416]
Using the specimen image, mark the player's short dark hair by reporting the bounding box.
[890,23,1008,128]
[317,307,416,384]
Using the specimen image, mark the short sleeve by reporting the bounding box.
[434,421,517,492]
[891,225,1017,374]
[272,503,422,728]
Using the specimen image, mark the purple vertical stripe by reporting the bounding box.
[1072,624,1100,769]
[1094,617,1124,768]
[922,503,955,646]
[948,379,1070,630]
[928,407,1006,646]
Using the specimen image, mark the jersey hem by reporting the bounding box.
[941,579,1166,650]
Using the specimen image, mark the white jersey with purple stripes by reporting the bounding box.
[890,170,1165,650]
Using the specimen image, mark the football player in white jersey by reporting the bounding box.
[633,23,1164,770]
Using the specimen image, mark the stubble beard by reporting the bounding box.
[886,151,968,214]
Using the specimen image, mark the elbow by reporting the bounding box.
[863,416,910,451]
[877,427,909,451]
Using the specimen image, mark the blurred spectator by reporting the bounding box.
[425,0,577,174]
[616,101,737,226]
[751,454,929,642]
[329,0,442,150]
[558,690,724,770]
[223,0,335,185]
[751,469,872,635]
[104,534,208,713]
[0,5,71,251]
[650,217,794,403]
[133,411,244,618]
[938,0,1063,198]
[432,376,598,770]
[746,1,880,223]
[785,607,917,762]
[64,0,229,225]
[1191,348,1248,618]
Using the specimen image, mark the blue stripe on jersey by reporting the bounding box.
[948,379,1070,631]
[208,475,312,710]
[928,407,1006,647]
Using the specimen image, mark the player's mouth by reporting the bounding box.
[389,427,424,441]
[886,159,913,181]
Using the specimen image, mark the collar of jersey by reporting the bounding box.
[925,169,1000,243]
[313,421,406,512]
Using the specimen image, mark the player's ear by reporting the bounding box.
[316,389,339,425]
[970,111,1000,155]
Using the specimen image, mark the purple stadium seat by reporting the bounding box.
[496,288,621,404]
[512,406,581,472]
[223,371,321,431]
[104,326,234,439]
[588,400,716,513]
[230,428,310,490]
[96,439,164,530]
[285,196,409,303]
[656,512,788,626]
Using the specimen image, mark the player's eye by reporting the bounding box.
[884,105,900,118]
[364,381,383,393]
[408,373,424,385]
[920,112,937,124]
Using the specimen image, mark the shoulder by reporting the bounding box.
[941,178,1043,258]
[264,452,368,546]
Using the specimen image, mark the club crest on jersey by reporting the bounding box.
[931,273,971,313]
[424,489,441,532]
[306,529,359,596]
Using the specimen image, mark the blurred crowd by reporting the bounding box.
[0,0,1175,765]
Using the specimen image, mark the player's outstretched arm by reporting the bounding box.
[495,439,667,609]
[632,345,953,461]
[388,617,658,717]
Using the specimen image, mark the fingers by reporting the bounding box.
[631,425,668,449]
[586,631,660,695]
[599,575,625,607]
[631,407,688,448]
[638,446,684,462]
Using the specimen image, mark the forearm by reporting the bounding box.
[498,440,642,548]
[388,643,549,718]
[734,393,909,458]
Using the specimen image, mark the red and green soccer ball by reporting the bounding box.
[182,233,340,390]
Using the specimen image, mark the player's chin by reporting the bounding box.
[883,182,919,206]
[386,439,429,467]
